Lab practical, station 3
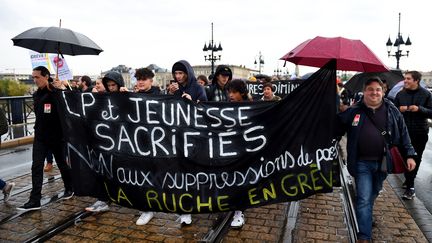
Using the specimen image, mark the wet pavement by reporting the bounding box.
[2,142,432,242]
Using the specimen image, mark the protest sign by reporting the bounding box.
[56,61,339,213]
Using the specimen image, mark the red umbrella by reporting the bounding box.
[280,36,388,72]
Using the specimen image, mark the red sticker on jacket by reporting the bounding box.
[352,114,360,126]
[44,104,51,113]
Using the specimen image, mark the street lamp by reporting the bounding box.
[254,51,264,74]
[386,12,412,70]
[274,68,282,79]
[203,22,222,75]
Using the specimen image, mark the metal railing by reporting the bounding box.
[0,95,35,141]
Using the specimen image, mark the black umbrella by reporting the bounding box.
[12,26,103,56]
[344,69,403,94]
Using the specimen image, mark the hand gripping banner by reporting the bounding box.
[56,60,340,213]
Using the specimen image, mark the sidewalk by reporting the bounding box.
[291,174,429,242]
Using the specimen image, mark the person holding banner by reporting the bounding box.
[92,78,106,93]
[337,77,416,242]
[205,65,232,102]
[132,68,160,225]
[167,60,207,102]
[17,66,74,211]
[85,71,127,213]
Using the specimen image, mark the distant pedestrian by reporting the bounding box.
[77,75,93,92]
[43,150,54,172]
[17,66,74,211]
[337,77,416,242]
[205,65,232,102]
[393,71,432,200]
[197,75,209,87]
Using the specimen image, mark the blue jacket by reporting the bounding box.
[337,98,416,176]
[172,60,207,102]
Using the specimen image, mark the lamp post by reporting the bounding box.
[254,51,264,74]
[274,68,282,79]
[386,12,412,70]
[203,22,222,75]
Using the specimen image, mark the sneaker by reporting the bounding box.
[3,182,15,202]
[17,200,41,211]
[85,200,109,212]
[62,190,74,200]
[230,210,245,228]
[136,211,154,225]
[402,188,415,200]
[179,214,192,225]
[44,163,53,172]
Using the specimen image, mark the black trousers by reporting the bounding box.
[404,132,429,189]
[30,139,73,202]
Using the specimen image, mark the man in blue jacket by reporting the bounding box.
[337,77,416,242]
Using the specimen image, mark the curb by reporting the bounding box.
[0,136,34,149]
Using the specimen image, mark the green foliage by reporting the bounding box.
[0,79,30,97]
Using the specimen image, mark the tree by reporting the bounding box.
[0,79,30,97]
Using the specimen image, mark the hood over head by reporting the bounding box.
[102,71,124,91]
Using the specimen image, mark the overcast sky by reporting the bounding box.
[0,0,431,77]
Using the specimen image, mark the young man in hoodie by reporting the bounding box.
[85,71,126,213]
[167,60,207,102]
[205,65,232,102]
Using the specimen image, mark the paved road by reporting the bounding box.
[0,144,32,179]
[412,128,432,212]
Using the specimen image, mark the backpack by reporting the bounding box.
[0,107,8,136]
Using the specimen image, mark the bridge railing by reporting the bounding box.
[0,95,35,142]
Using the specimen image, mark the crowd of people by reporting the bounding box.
[2,60,431,242]
[2,60,282,230]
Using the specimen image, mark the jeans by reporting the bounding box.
[355,160,387,240]
[0,178,5,190]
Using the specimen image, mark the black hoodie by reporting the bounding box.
[171,60,207,101]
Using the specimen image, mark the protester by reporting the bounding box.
[197,75,208,87]
[101,71,128,93]
[261,82,281,101]
[336,77,416,242]
[85,71,127,213]
[167,60,206,225]
[91,78,106,93]
[77,75,93,92]
[205,65,232,102]
[224,78,253,227]
[69,79,79,91]
[133,67,159,225]
[393,71,432,200]
[167,60,207,102]
[17,66,74,211]
[135,68,160,94]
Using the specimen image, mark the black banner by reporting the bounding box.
[57,61,339,213]
[246,80,304,100]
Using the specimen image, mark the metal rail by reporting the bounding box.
[199,211,234,243]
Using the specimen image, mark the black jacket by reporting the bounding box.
[137,86,161,95]
[337,98,416,176]
[393,87,432,135]
[33,86,63,142]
